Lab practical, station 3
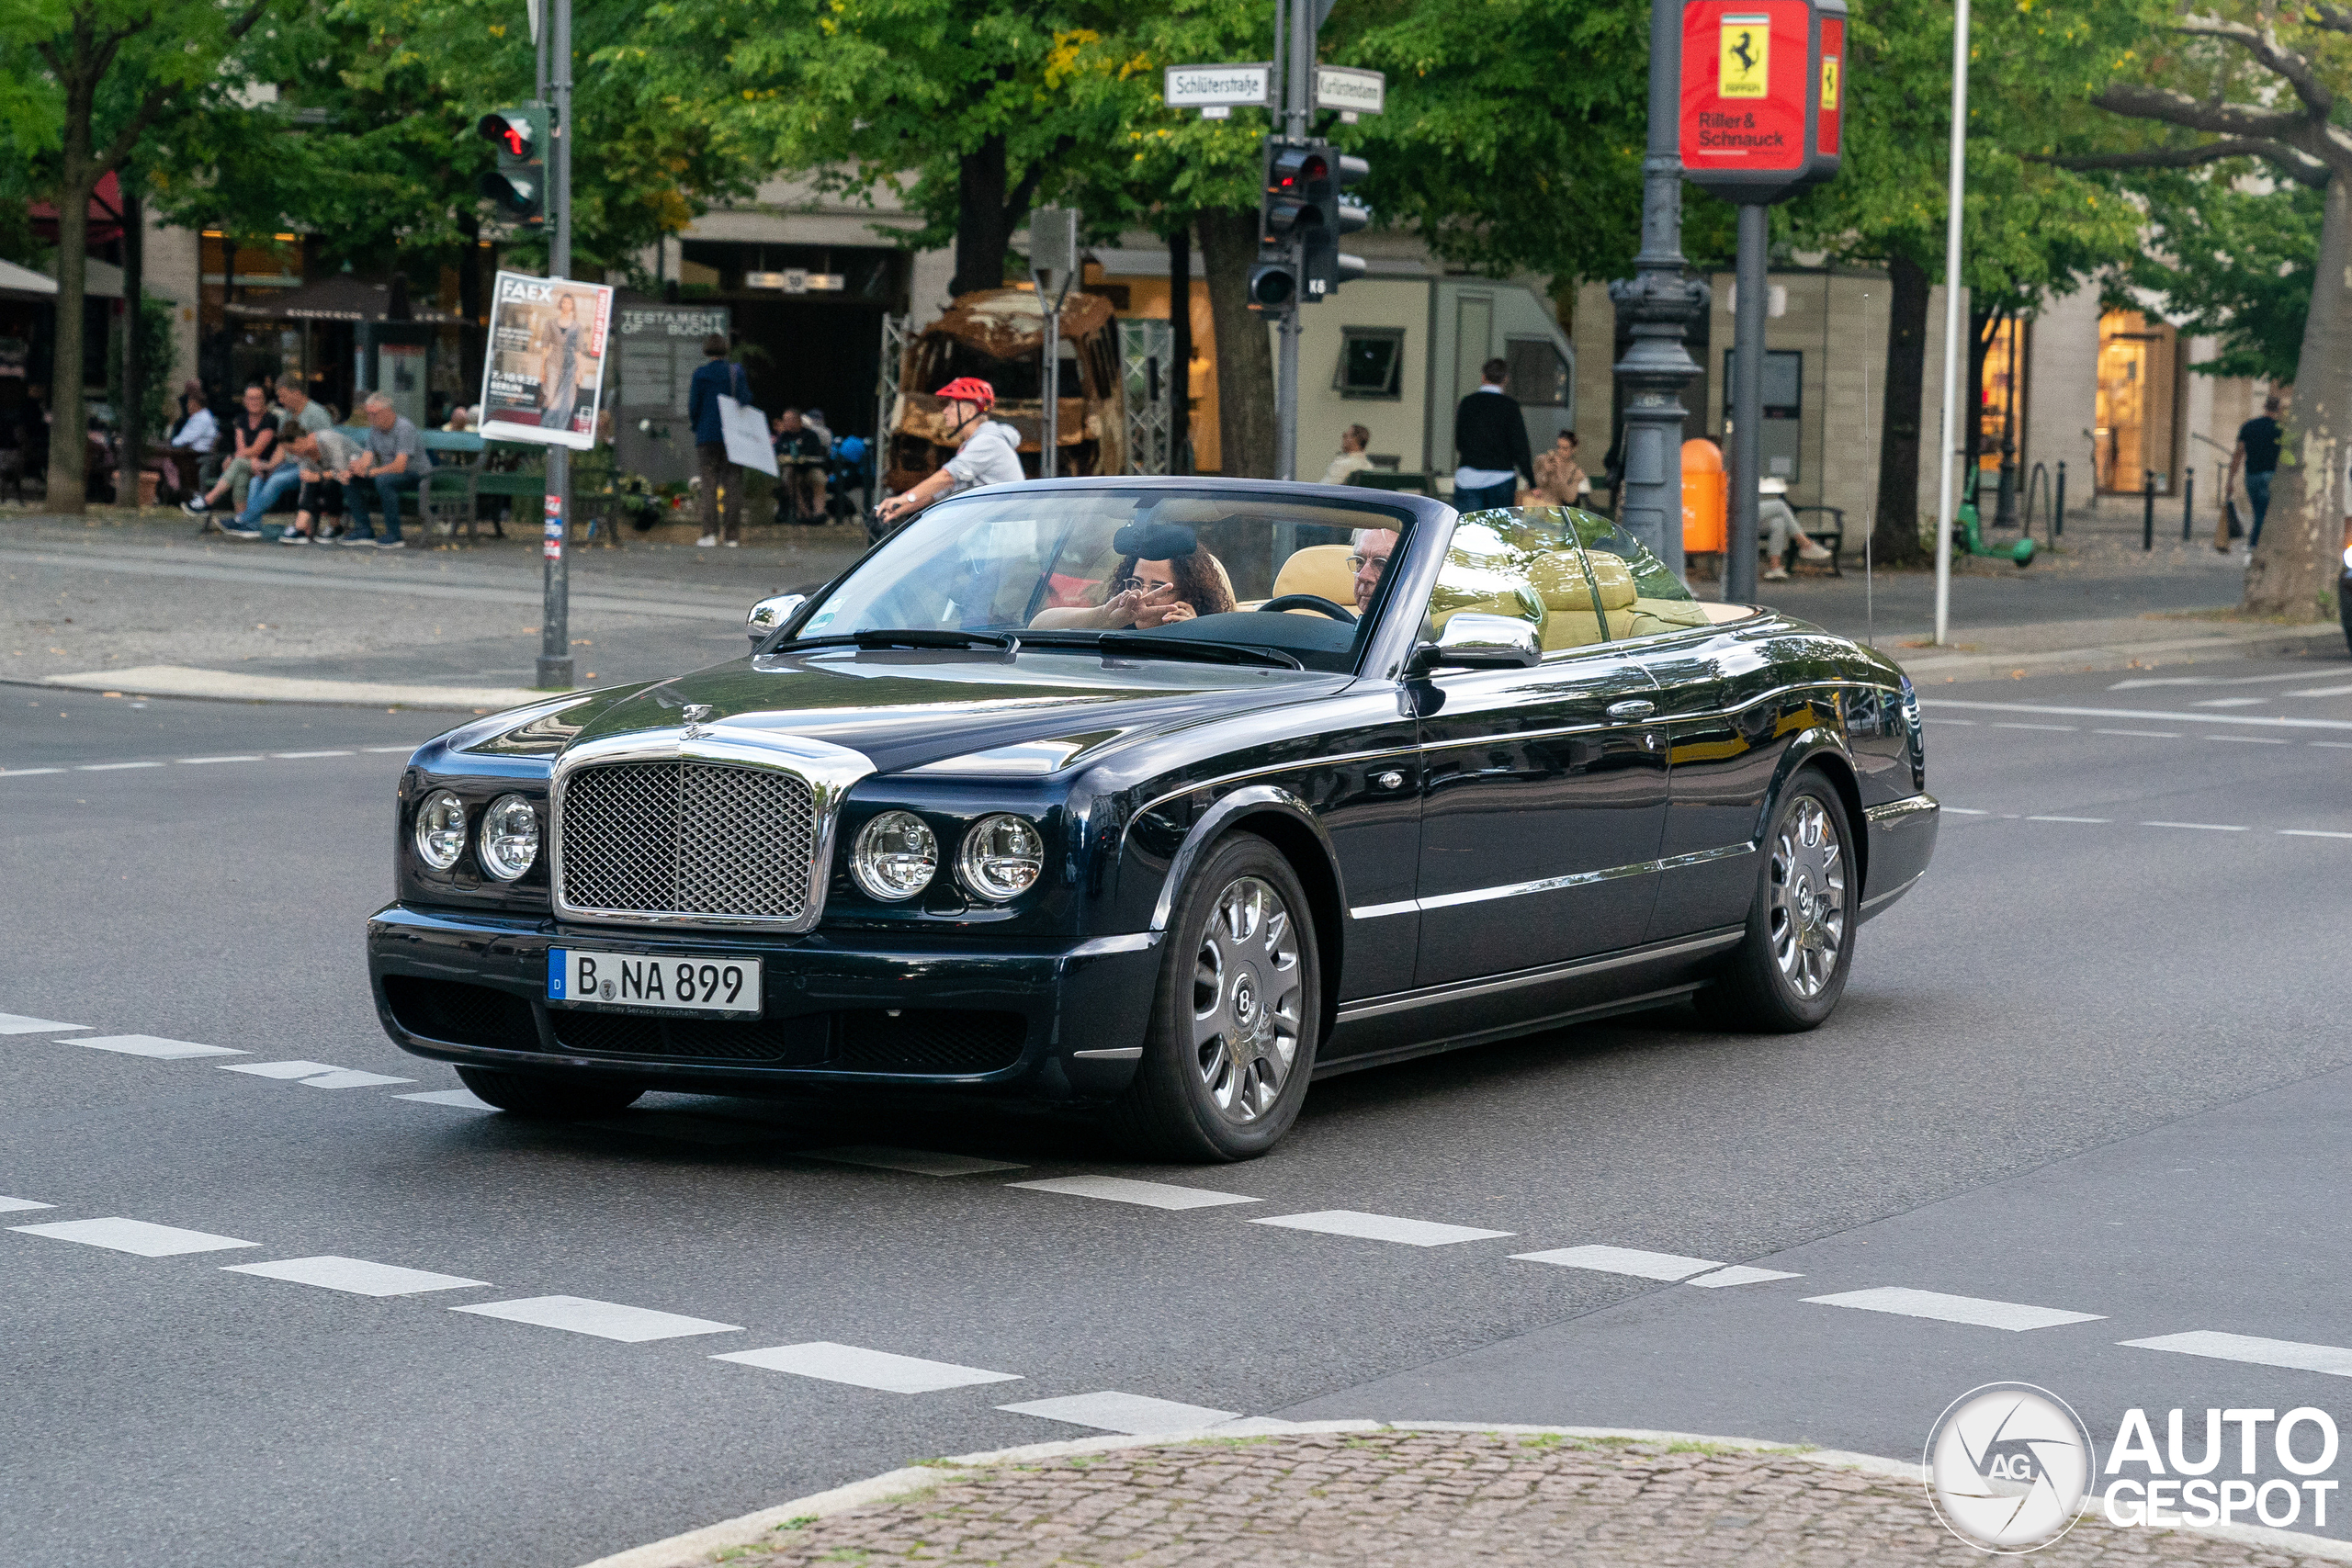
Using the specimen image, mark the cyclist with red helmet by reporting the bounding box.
[874,377,1025,527]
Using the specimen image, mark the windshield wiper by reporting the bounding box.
[1023,630,1302,671]
[772,628,1019,656]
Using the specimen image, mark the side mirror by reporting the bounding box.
[1415,612,1542,671]
[746,592,807,648]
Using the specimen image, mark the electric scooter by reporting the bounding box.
[1953,464,2035,566]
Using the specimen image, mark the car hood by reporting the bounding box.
[565,649,1349,777]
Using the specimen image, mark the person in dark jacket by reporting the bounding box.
[1452,358,1533,511]
[686,333,749,547]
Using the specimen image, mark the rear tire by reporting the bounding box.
[1105,833,1320,1162]
[456,1066,644,1120]
[1694,773,1857,1032]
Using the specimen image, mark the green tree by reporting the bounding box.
[0,0,270,512]
[2125,170,2320,387]
[1781,0,2143,566]
[2057,2,2352,616]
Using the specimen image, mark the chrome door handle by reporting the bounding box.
[1606,699,1657,720]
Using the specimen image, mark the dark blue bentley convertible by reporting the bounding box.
[368,479,1937,1159]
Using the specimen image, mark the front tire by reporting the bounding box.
[456,1066,644,1120]
[1695,773,1857,1032]
[1106,834,1319,1162]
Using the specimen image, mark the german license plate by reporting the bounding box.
[548,950,763,1015]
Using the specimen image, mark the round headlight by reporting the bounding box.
[478,794,540,882]
[957,813,1044,902]
[413,790,467,871]
[853,810,938,901]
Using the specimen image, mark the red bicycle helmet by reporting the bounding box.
[935,377,997,410]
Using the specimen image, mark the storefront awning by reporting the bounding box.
[222,274,463,325]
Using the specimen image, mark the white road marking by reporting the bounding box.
[2194,697,2272,707]
[2111,672,2318,691]
[271,750,355,759]
[1510,1244,1721,1280]
[219,1060,345,1080]
[2142,821,2249,832]
[0,767,66,777]
[1010,1175,1260,1210]
[803,1145,1027,1177]
[2026,816,2109,824]
[449,1295,743,1343]
[2095,729,2182,739]
[713,1342,1023,1393]
[2210,736,2289,744]
[2315,741,2352,750]
[222,1255,490,1296]
[74,1034,245,1059]
[1992,723,2076,731]
[1804,1286,2103,1331]
[2122,1330,2352,1378]
[363,746,416,753]
[12,1217,260,1257]
[1252,1211,1514,1247]
[0,1013,85,1033]
[300,1069,415,1089]
[176,754,264,764]
[77,761,164,771]
[1943,808,1990,816]
[0,1197,55,1213]
[1688,1265,1804,1288]
[395,1088,496,1109]
[1923,698,2352,733]
[997,1392,1242,1434]
[2288,683,2352,698]
[2280,829,2352,840]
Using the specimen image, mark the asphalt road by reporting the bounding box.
[3,649,2348,1566]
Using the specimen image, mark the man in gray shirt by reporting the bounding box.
[343,391,434,549]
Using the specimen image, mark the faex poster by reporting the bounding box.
[479,271,615,450]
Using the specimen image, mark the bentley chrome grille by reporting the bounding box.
[560,761,817,921]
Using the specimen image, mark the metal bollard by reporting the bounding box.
[2054,461,2065,536]
[2143,469,2155,550]
[2182,467,2195,542]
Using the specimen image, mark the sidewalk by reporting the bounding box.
[3,502,2339,712]
[587,1426,2347,1567]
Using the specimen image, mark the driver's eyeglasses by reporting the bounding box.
[1112,576,1147,594]
[1345,553,1388,576]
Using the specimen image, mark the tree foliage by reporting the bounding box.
[2125,166,2319,386]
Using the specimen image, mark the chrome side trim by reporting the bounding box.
[1349,898,1418,920]
[550,727,875,933]
[1067,932,1160,957]
[1336,929,1743,1021]
[1350,842,1752,922]
[1657,841,1757,873]
[1146,784,1345,934]
[1865,792,1940,826]
[1070,1046,1144,1061]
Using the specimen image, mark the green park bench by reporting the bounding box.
[333,427,548,540]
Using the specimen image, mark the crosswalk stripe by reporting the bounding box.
[74,1034,245,1059]
[0,1013,86,1033]
[13,1217,260,1257]
[1511,1244,1720,1280]
[1010,1175,1259,1210]
[1804,1286,2102,1332]
[998,1391,1241,1434]
[1687,1265,1804,1288]
[1253,1211,1513,1247]
[223,1255,490,1297]
[449,1295,743,1343]
[714,1341,1023,1392]
[2121,1330,2352,1378]
[395,1088,496,1109]
[0,1196,55,1213]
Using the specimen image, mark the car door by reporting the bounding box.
[1407,515,1669,995]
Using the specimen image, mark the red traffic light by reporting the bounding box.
[478,110,536,158]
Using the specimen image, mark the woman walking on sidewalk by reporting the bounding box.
[686,333,749,547]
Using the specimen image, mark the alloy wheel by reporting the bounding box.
[1768,795,1847,998]
[1191,875,1303,1125]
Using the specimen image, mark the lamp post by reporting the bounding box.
[1609,0,1707,580]
[537,0,573,689]
[1931,0,1970,645]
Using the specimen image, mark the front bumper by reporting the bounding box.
[368,903,1161,1102]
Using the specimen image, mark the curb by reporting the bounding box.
[1893,622,2345,683]
[24,665,555,712]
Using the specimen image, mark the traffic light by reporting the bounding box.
[1301,148,1369,299]
[1248,258,1298,312]
[478,105,547,226]
[1261,145,1323,244]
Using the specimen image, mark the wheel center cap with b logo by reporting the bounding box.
[1232,975,1256,1025]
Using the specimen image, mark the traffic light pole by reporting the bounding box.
[1274,0,1310,481]
[537,0,574,690]
[1607,0,1705,579]
[1724,202,1768,604]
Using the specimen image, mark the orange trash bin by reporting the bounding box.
[1682,439,1727,555]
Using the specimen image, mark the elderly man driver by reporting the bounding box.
[1348,527,1396,615]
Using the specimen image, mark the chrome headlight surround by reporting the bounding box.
[478,793,541,882]
[414,789,467,871]
[851,809,939,901]
[956,813,1045,902]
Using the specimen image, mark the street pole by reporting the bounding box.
[1931,0,1970,645]
[1608,0,1705,579]
[1724,203,1768,604]
[1272,0,1309,481]
[537,0,573,690]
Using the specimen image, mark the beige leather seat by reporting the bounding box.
[1267,544,1358,612]
[1529,550,1636,650]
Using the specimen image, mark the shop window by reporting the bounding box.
[2097,310,2177,492]
[1335,327,1405,400]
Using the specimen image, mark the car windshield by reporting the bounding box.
[791,489,1420,672]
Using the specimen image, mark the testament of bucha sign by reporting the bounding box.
[1679,0,1844,204]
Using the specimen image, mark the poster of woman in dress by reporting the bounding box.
[478,271,612,450]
